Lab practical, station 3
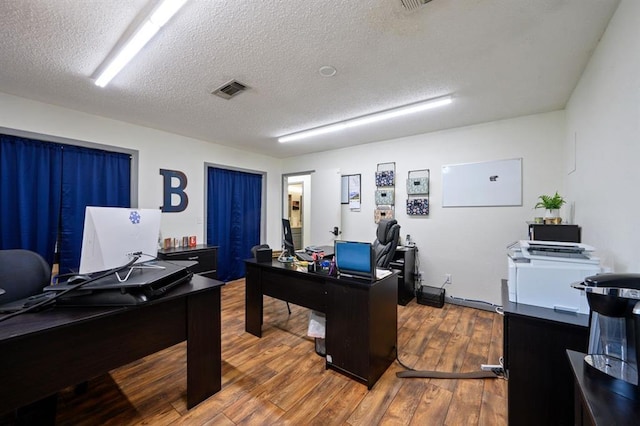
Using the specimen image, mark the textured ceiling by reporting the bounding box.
[0,0,620,158]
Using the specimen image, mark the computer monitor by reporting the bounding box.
[334,240,375,280]
[79,207,162,274]
[282,218,295,257]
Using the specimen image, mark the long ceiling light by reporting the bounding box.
[94,0,188,88]
[278,95,453,143]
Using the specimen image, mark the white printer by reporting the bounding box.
[507,240,601,314]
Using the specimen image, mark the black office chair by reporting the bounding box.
[250,244,291,315]
[373,219,401,268]
[0,249,51,304]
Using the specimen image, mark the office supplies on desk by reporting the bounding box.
[572,273,640,397]
[376,268,393,279]
[507,240,601,314]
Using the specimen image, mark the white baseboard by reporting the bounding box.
[445,295,500,312]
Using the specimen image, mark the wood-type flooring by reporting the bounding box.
[52,279,507,425]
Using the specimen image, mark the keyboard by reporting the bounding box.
[295,251,314,262]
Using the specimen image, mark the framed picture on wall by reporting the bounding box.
[341,174,361,210]
[348,174,361,210]
[341,176,349,204]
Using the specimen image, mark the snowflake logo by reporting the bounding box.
[129,211,141,224]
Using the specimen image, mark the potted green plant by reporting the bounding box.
[534,191,566,223]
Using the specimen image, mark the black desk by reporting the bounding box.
[567,350,640,426]
[502,280,589,425]
[158,244,219,279]
[244,259,397,389]
[0,275,224,417]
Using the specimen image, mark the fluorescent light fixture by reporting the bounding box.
[94,0,188,88]
[278,95,453,143]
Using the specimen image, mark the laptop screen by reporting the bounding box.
[334,240,374,280]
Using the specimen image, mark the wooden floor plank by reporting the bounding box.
[378,377,426,425]
[307,380,368,426]
[52,279,506,425]
[409,383,453,426]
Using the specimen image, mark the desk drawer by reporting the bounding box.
[262,269,325,312]
[158,247,217,278]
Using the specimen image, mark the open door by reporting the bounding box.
[310,168,342,247]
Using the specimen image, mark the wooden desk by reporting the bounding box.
[245,259,397,389]
[0,275,224,416]
[567,350,640,426]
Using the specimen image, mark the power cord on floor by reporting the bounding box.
[395,345,507,380]
[396,351,415,371]
[395,357,506,379]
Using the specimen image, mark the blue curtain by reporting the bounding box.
[207,168,262,281]
[0,135,62,266]
[58,145,131,274]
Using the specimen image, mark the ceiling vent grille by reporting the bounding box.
[400,0,433,11]
[212,80,249,99]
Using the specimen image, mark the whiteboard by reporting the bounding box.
[442,158,522,207]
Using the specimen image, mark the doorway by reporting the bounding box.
[282,169,342,249]
[284,174,311,250]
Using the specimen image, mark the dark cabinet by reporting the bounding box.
[325,273,398,388]
[528,224,581,243]
[502,281,589,425]
[567,350,640,426]
[157,245,218,279]
[389,246,416,305]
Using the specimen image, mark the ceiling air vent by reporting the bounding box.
[400,0,433,11]
[212,80,249,100]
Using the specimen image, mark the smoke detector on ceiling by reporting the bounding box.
[212,80,249,100]
[400,0,433,11]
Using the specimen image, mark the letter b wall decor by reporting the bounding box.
[160,169,189,212]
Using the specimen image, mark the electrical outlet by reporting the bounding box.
[445,274,452,285]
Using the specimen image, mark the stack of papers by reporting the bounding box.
[376,268,393,279]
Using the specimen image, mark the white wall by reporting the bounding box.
[565,0,640,273]
[5,0,633,303]
[283,111,566,305]
[0,92,284,250]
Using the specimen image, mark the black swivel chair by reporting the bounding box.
[250,244,291,315]
[373,219,401,268]
[0,250,58,423]
[0,249,51,304]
